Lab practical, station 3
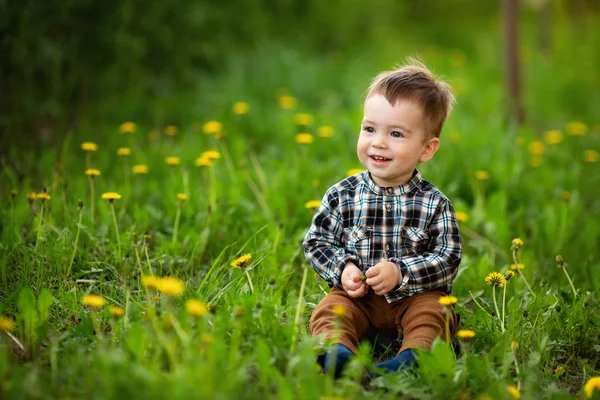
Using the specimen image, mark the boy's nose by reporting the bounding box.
[372,135,388,149]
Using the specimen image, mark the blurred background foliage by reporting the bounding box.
[2,0,598,151]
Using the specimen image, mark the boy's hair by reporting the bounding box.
[365,58,455,140]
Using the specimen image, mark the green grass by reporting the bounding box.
[1,17,600,400]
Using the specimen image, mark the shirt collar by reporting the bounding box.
[361,169,423,196]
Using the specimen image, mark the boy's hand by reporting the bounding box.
[341,262,369,298]
[365,261,401,295]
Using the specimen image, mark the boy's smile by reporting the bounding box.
[357,94,439,187]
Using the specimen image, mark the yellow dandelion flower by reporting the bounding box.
[37,193,51,201]
[231,253,252,268]
[82,294,106,308]
[165,156,181,166]
[506,385,520,399]
[332,304,346,318]
[305,200,321,210]
[164,125,178,137]
[185,299,208,317]
[85,169,101,176]
[449,131,461,143]
[142,275,159,289]
[132,164,148,174]
[177,193,187,202]
[456,329,475,340]
[485,272,505,288]
[119,121,137,134]
[0,316,16,332]
[156,277,185,296]
[109,306,125,317]
[294,113,314,126]
[528,140,545,156]
[510,263,525,271]
[201,150,221,160]
[296,133,314,144]
[566,121,588,136]
[117,147,131,156]
[278,95,297,110]
[512,238,524,248]
[584,150,599,163]
[511,340,519,349]
[317,126,334,138]
[233,102,249,115]
[475,170,489,181]
[554,365,565,375]
[504,270,515,280]
[81,142,98,152]
[203,120,223,135]
[347,168,364,176]
[195,157,214,167]
[585,377,600,398]
[455,211,469,223]
[544,130,563,145]
[27,192,37,202]
[529,156,543,168]
[438,295,458,306]
[101,192,122,201]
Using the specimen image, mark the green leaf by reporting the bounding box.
[37,289,54,323]
[17,287,38,352]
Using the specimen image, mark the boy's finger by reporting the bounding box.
[365,267,378,278]
[365,277,381,287]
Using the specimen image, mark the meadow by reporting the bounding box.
[1,9,600,400]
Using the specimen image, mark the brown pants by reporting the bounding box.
[310,288,458,354]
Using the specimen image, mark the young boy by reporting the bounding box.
[303,59,462,378]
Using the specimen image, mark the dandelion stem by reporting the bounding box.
[144,244,154,274]
[444,311,450,344]
[492,286,505,333]
[35,202,44,251]
[561,266,577,298]
[512,249,536,299]
[502,283,507,332]
[66,207,83,277]
[469,290,492,318]
[172,206,181,246]
[209,164,217,212]
[109,203,121,261]
[88,176,95,229]
[289,265,308,354]
[244,269,254,294]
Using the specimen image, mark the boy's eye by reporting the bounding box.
[391,131,404,138]
[363,127,375,133]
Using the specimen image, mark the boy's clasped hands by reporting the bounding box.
[341,261,400,298]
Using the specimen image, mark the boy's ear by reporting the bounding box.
[419,137,440,163]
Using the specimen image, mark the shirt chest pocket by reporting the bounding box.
[400,227,429,256]
[343,226,372,257]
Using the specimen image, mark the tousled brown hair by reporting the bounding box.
[365,58,455,139]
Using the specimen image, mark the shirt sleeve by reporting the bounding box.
[302,187,361,289]
[386,199,462,301]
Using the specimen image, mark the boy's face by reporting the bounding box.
[357,94,440,187]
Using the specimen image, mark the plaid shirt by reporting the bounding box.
[303,169,462,303]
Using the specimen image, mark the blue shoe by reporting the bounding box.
[323,344,354,379]
[370,348,417,377]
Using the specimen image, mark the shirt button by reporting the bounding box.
[385,203,392,211]
[387,188,394,194]
[385,244,391,254]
